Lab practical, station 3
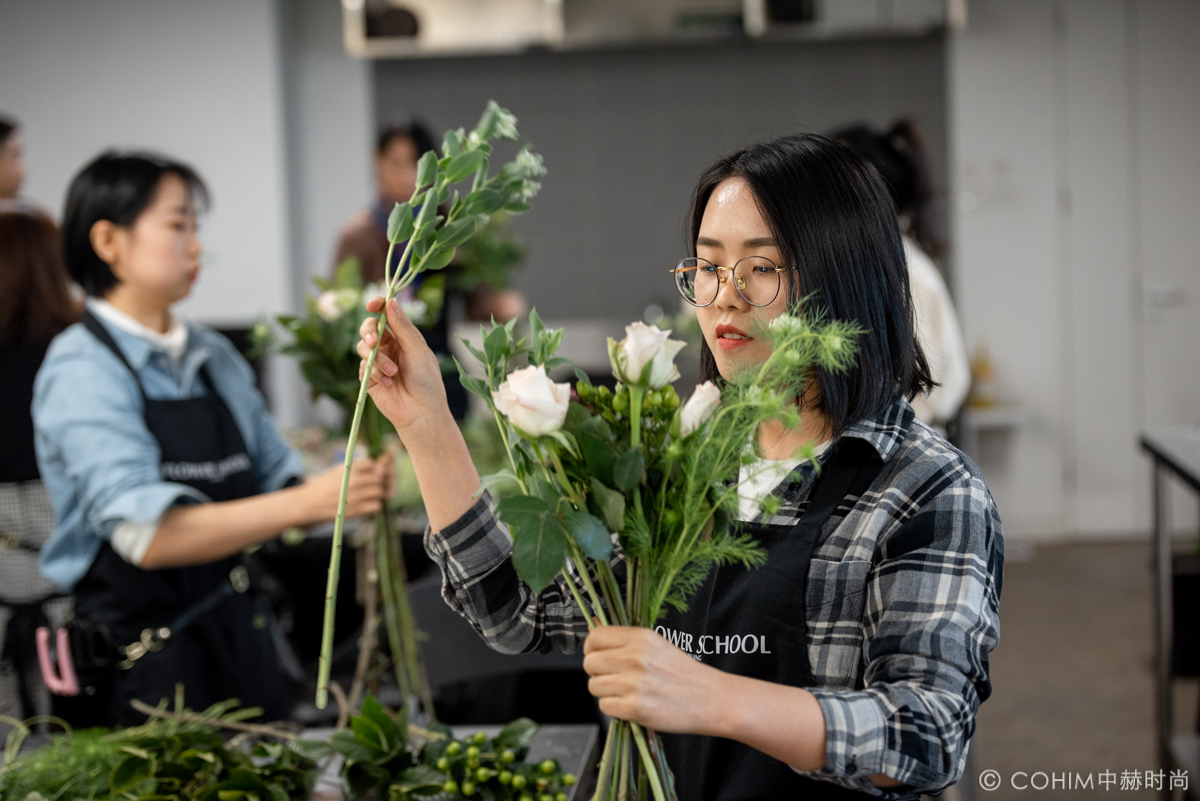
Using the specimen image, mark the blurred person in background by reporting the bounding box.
[33,151,392,726]
[0,115,26,201]
[834,120,970,431]
[335,117,527,419]
[0,206,80,719]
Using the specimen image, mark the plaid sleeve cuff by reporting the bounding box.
[424,490,512,588]
[800,689,893,796]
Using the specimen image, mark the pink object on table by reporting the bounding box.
[35,626,81,696]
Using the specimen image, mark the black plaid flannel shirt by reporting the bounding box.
[424,398,1004,798]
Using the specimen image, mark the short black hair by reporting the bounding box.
[690,133,933,436]
[62,150,209,296]
[0,115,17,145]
[376,117,436,158]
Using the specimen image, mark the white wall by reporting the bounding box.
[0,0,293,328]
[949,0,1200,540]
[280,0,375,296]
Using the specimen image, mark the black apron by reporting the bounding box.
[71,310,288,726]
[657,438,884,801]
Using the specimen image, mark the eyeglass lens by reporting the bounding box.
[674,257,781,307]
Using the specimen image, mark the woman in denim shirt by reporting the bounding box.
[33,151,391,726]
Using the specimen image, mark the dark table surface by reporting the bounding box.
[1141,425,1200,491]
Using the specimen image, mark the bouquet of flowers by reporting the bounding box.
[318,100,545,711]
[460,310,859,800]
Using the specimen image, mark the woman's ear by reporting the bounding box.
[89,219,124,270]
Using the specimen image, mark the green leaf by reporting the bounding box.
[415,150,438,191]
[456,334,487,365]
[387,202,414,244]
[330,729,378,763]
[613,446,645,492]
[435,217,478,250]
[465,187,507,215]
[266,784,289,801]
[477,469,521,497]
[564,510,613,561]
[394,765,447,793]
[505,200,532,214]
[529,307,545,346]
[351,714,391,754]
[442,127,464,157]
[578,418,617,485]
[414,197,438,230]
[588,477,626,533]
[110,753,156,793]
[496,717,540,749]
[444,149,487,184]
[498,496,567,593]
[334,256,364,290]
[420,245,456,272]
[483,322,508,364]
[528,473,557,505]
[360,694,398,750]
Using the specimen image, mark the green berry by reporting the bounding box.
[539,760,557,775]
[498,770,513,785]
[477,767,492,782]
[435,757,450,771]
[466,745,480,759]
[540,794,553,801]
[467,756,479,769]
[556,794,569,801]
[537,778,549,790]
[443,780,458,794]
[499,749,515,764]
[473,731,489,745]
[447,741,462,756]
[613,394,628,412]
[562,774,576,786]
[519,796,534,801]
[511,775,527,789]
[461,781,476,796]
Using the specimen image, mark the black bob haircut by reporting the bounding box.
[0,115,17,144]
[376,117,436,158]
[62,150,208,297]
[691,133,933,437]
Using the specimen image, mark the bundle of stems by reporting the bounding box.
[465,310,861,800]
[315,100,546,710]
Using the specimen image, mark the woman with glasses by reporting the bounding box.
[356,134,1003,800]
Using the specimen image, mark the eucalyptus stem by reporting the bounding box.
[617,724,630,801]
[568,540,611,626]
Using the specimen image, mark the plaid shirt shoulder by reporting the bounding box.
[424,398,1003,798]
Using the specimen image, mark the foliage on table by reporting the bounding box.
[333,695,576,801]
[0,698,324,801]
[252,259,432,717]
[317,99,545,710]
[459,310,860,800]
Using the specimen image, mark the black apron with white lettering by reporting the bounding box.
[72,311,288,726]
[657,437,884,800]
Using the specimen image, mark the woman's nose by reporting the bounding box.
[714,268,747,308]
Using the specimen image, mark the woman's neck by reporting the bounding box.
[102,287,171,334]
[756,407,831,461]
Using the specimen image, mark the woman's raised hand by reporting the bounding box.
[357,296,451,443]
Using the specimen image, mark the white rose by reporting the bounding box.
[607,321,686,390]
[679,381,721,437]
[492,365,571,437]
[315,290,342,321]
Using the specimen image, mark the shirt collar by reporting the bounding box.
[87,298,189,370]
[836,397,915,463]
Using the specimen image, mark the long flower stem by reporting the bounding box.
[561,568,600,629]
[316,229,415,709]
[590,718,619,801]
[375,514,410,700]
[629,722,668,801]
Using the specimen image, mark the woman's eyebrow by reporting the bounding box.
[696,236,723,248]
[743,237,776,248]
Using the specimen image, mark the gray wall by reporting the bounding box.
[374,36,948,322]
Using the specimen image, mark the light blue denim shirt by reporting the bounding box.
[33,308,305,590]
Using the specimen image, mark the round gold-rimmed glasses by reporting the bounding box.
[669,256,795,307]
